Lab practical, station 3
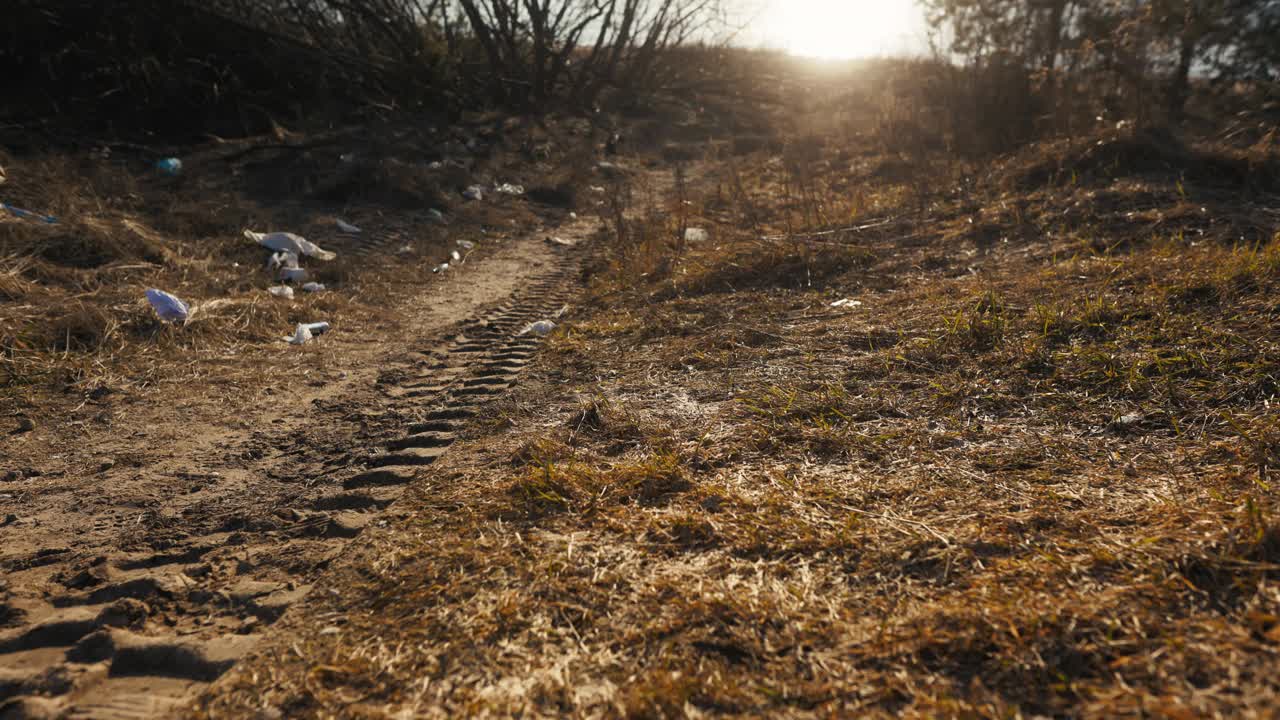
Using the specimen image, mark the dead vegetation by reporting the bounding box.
[192,54,1280,717]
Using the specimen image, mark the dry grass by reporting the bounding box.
[195,62,1280,718]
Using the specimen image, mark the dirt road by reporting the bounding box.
[0,211,597,718]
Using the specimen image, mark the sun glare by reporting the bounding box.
[758,0,925,60]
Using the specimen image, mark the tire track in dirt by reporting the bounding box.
[0,233,587,719]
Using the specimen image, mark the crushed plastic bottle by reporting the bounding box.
[433,263,449,273]
[155,158,182,175]
[284,321,330,345]
[145,289,189,323]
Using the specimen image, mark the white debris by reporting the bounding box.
[463,185,483,201]
[397,244,414,255]
[335,219,361,234]
[244,230,337,261]
[547,236,576,247]
[518,320,556,336]
[589,185,606,193]
[267,251,300,272]
[284,321,330,345]
[428,209,448,225]
[428,160,443,170]
[145,289,189,323]
[450,250,461,262]
[302,282,326,293]
[456,239,475,251]
[684,227,709,243]
[279,267,308,284]
[830,298,863,308]
[268,285,295,299]
[433,263,449,273]
[569,212,578,219]
[495,183,525,195]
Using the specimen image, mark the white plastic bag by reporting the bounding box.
[244,230,337,261]
[145,289,189,323]
[268,285,295,299]
[518,320,556,336]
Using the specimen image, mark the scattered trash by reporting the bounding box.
[145,289,190,323]
[302,282,326,293]
[589,185,606,193]
[335,219,361,234]
[428,161,444,170]
[495,183,525,195]
[1107,413,1144,433]
[547,236,576,247]
[433,263,449,273]
[268,285,295,299]
[397,244,414,255]
[830,298,863,308]
[518,320,556,336]
[284,321,330,345]
[684,227,709,243]
[155,158,183,175]
[1,203,57,224]
[456,239,475,251]
[463,185,484,201]
[450,250,461,262]
[267,251,299,272]
[569,211,578,219]
[279,267,308,284]
[244,230,337,261]
[427,208,448,225]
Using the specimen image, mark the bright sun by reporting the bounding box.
[757,0,925,60]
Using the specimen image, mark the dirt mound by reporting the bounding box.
[1008,126,1280,192]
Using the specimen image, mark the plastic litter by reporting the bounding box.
[495,183,525,195]
[335,219,361,234]
[428,161,444,170]
[684,227,709,243]
[155,158,182,175]
[1,203,57,224]
[397,244,414,255]
[428,209,448,225]
[279,267,308,284]
[463,185,483,201]
[569,212,578,219]
[547,236,576,247]
[302,282,326,292]
[268,285,294,299]
[433,263,449,273]
[267,251,300,272]
[589,185,606,193]
[145,289,189,323]
[244,230,337,261]
[450,250,461,262]
[285,321,330,345]
[830,298,863,308]
[456,239,475,251]
[518,320,556,336]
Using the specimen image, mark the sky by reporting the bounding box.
[738,0,930,59]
